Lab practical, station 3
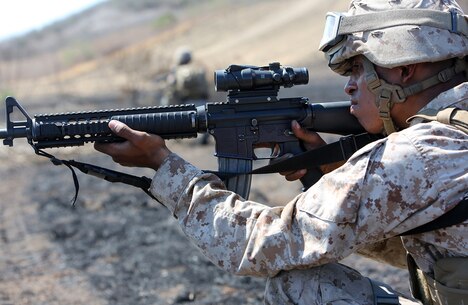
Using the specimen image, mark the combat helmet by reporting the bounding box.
[319,0,468,134]
[173,47,192,66]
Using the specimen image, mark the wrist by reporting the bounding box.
[151,148,171,170]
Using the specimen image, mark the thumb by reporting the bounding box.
[291,120,326,150]
[109,120,141,141]
[291,120,317,142]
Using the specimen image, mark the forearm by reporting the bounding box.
[150,154,360,277]
[151,154,289,276]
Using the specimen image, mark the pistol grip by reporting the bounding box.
[279,141,323,191]
[299,168,323,191]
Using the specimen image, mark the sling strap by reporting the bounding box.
[33,147,156,206]
[213,132,382,180]
[255,133,380,174]
[32,132,380,205]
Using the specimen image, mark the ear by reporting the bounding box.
[399,64,417,83]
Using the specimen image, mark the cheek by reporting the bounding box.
[351,82,383,133]
[359,80,375,106]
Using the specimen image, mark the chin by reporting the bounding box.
[360,121,384,134]
[367,126,385,135]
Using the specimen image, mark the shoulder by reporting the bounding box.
[396,121,467,158]
[366,122,468,183]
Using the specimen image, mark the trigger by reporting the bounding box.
[271,143,281,158]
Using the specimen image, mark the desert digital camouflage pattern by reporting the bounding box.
[150,82,467,304]
[264,263,423,304]
[326,0,467,75]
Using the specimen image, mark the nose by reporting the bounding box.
[344,78,357,96]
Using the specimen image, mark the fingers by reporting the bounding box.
[283,169,307,181]
[291,120,308,139]
[94,120,171,170]
[274,121,327,182]
[94,120,143,154]
[269,152,293,164]
[270,152,308,181]
[108,120,145,142]
[291,120,326,150]
[93,140,132,165]
[94,141,116,154]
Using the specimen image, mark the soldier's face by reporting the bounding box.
[344,56,384,134]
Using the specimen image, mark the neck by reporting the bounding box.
[391,61,467,129]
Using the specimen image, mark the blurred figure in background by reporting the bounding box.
[161,47,210,145]
[161,47,209,106]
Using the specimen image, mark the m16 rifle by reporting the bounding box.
[0,62,372,201]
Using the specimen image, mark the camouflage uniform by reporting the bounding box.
[150,83,467,304]
[149,1,467,304]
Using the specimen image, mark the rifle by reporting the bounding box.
[0,62,370,201]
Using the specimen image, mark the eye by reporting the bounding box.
[350,62,363,75]
[344,61,363,76]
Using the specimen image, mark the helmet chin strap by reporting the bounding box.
[361,57,467,135]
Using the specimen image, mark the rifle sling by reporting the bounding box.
[32,132,379,204]
[33,147,157,205]
[212,132,381,179]
[34,148,81,206]
[254,132,380,174]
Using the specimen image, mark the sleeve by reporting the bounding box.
[356,237,408,269]
[150,126,461,277]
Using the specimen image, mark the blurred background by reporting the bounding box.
[2,1,465,304]
[0,0,351,113]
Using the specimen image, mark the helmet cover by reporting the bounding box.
[324,0,468,75]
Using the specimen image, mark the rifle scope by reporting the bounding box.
[214,62,308,92]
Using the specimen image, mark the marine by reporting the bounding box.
[95,1,468,304]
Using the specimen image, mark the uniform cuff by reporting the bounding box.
[150,153,203,216]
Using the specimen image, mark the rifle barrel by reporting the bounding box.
[0,127,28,139]
[0,129,7,138]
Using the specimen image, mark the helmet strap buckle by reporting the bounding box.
[378,89,398,135]
[362,57,401,135]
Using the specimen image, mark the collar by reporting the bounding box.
[408,82,468,126]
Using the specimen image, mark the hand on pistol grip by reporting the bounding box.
[270,120,328,189]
